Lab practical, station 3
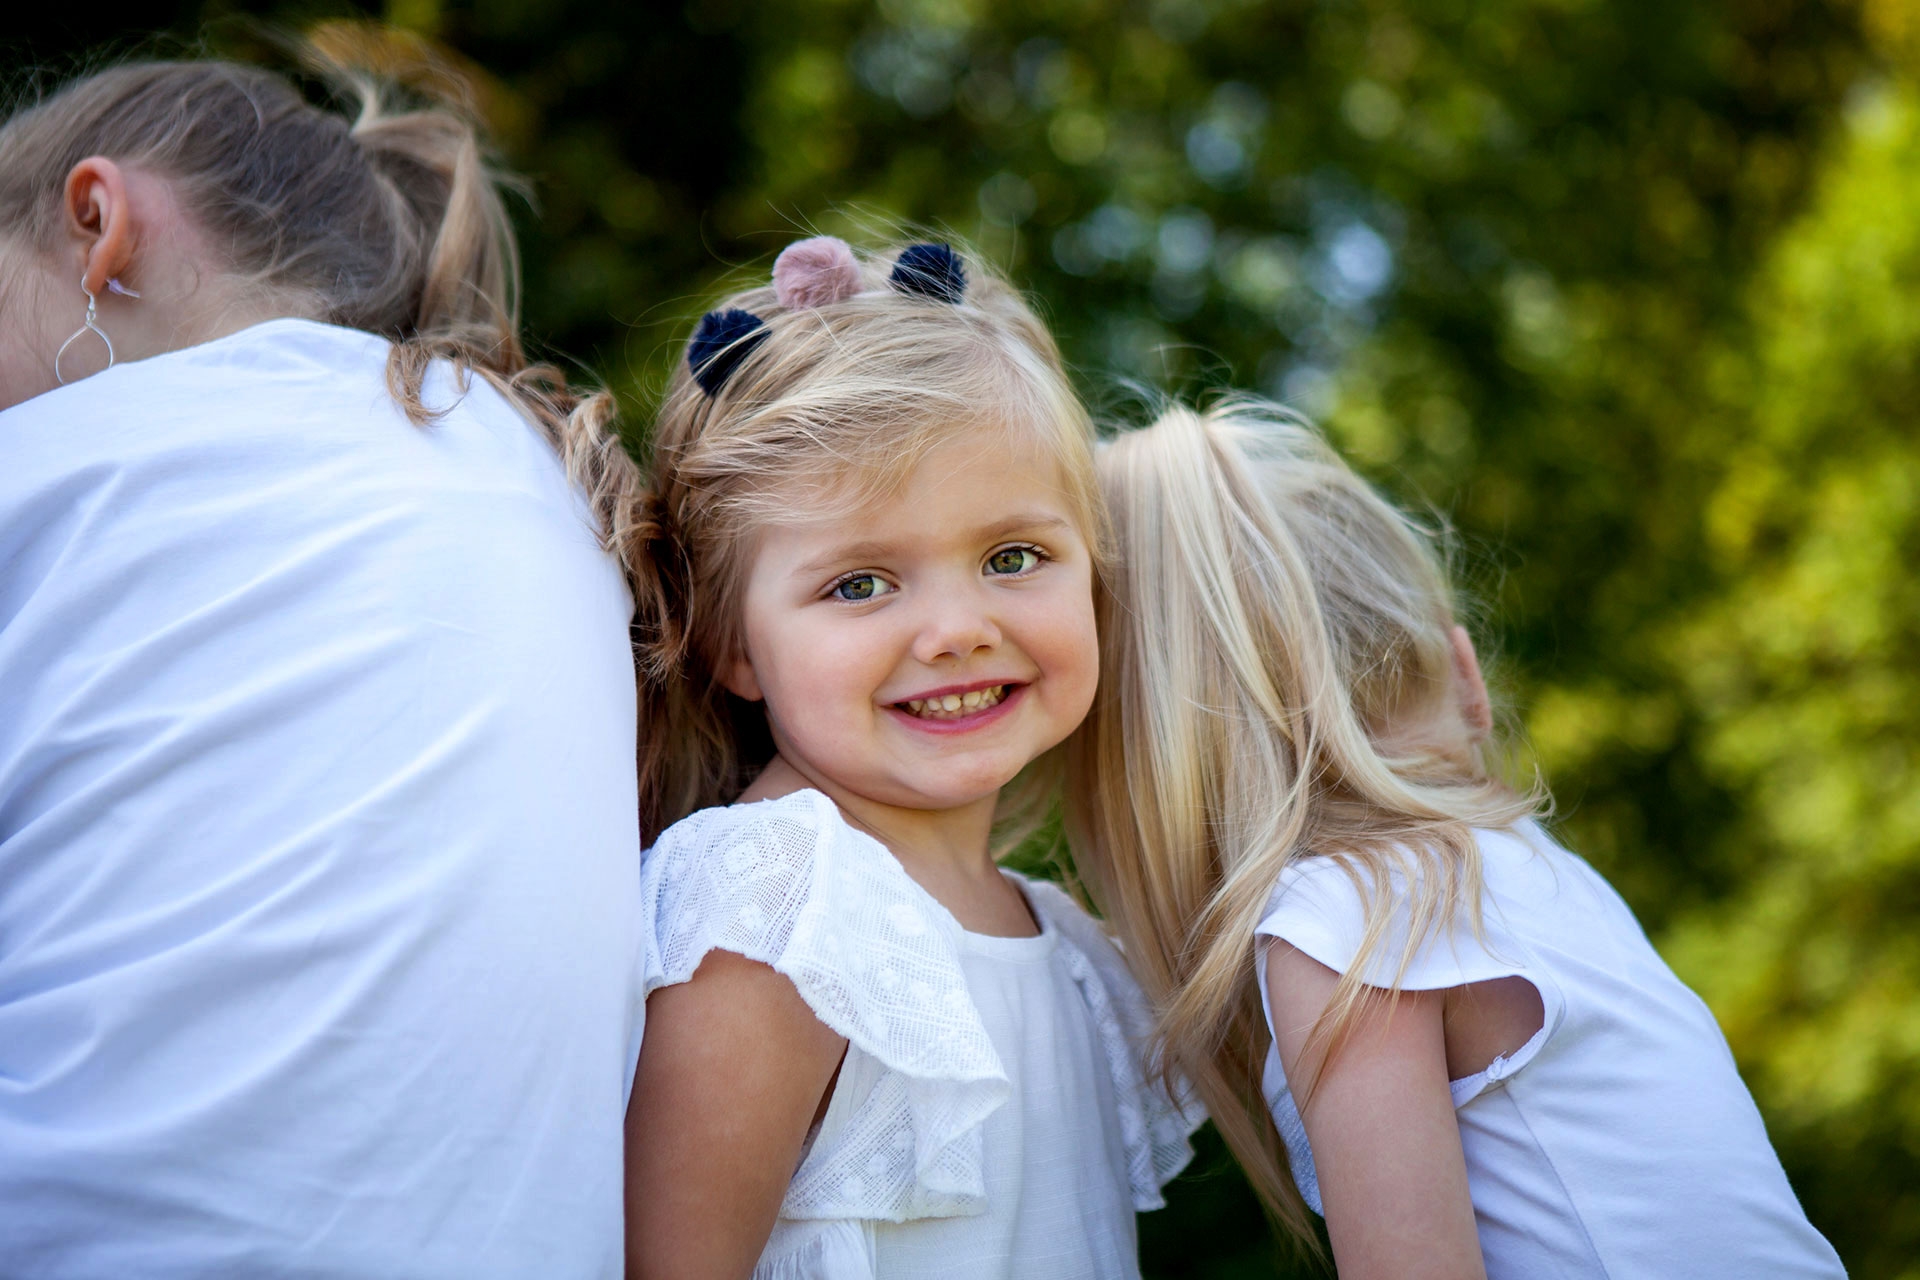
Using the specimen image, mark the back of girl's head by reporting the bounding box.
[0,47,635,544]
[1066,395,1541,1243]
[632,237,1100,842]
[1095,397,1470,779]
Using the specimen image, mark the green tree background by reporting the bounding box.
[10,0,1917,1274]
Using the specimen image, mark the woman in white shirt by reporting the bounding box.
[0,52,643,1278]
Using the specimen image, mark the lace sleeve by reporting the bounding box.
[1020,877,1205,1210]
[640,790,1011,1222]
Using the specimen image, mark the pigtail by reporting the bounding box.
[630,483,697,843]
[629,486,697,681]
[312,45,644,572]
[625,477,774,844]
[346,82,517,358]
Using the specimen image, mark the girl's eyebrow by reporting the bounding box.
[974,513,1075,541]
[792,513,1074,576]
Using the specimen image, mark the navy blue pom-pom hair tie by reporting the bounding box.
[889,243,967,304]
[687,308,770,396]
[687,243,966,397]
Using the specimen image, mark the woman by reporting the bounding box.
[0,54,643,1278]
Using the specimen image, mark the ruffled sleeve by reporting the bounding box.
[1252,835,1572,1216]
[1253,841,1565,1104]
[1019,877,1205,1210]
[640,790,1011,1223]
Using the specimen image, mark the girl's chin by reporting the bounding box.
[859,766,1029,815]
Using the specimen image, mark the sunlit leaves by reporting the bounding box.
[1655,81,1920,1274]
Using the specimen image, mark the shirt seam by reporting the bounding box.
[1491,1082,1611,1276]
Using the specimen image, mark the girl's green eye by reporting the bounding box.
[986,546,1041,576]
[833,574,893,601]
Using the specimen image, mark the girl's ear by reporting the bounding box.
[63,158,137,295]
[1449,625,1493,743]
[718,649,765,703]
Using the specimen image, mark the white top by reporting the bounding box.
[639,789,1200,1280]
[1254,821,1845,1279]
[0,321,642,1278]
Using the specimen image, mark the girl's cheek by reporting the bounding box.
[1048,584,1102,715]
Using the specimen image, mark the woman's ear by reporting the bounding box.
[62,158,137,295]
[718,649,764,703]
[1449,625,1493,743]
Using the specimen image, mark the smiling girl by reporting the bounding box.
[623,238,1197,1280]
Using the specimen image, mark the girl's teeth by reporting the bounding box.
[902,686,1006,719]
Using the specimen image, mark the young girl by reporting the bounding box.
[1068,398,1846,1278]
[625,237,1198,1279]
[0,51,642,1276]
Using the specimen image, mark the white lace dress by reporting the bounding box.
[639,789,1200,1279]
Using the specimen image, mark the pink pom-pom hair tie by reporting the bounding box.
[772,236,863,310]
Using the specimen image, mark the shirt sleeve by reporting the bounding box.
[640,790,1010,1222]
[1254,841,1564,1104]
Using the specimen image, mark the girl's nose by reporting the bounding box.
[910,588,1002,665]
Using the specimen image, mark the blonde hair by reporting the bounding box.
[0,50,637,551]
[629,240,1103,843]
[1065,396,1544,1244]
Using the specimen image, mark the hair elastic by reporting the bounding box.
[686,308,769,397]
[687,242,968,397]
[889,243,966,304]
[773,236,862,310]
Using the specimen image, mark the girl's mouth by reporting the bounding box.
[898,683,1009,720]
[888,682,1027,732]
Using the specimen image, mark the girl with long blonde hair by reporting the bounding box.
[1068,397,1843,1278]
[624,236,1197,1280]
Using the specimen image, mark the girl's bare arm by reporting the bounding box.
[626,950,848,1280]
[1264,939,1486,1280]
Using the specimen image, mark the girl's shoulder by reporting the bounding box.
[1254,821,1581,991]
[1261,818,1576,916]
[640,789,974,1002]
[1254,825,1574,1119]
[642,790,1011,1223]
[641,788,849,896]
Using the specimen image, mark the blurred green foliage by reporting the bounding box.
[10,0,1917,1274]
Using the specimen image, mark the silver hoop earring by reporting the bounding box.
[54,277,114,386]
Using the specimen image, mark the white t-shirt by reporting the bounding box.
[639,789,1201,1280]
[1254,821,1845,1279]
[0,320,641,1278]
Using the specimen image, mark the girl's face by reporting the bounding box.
[727,431,1098,815]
